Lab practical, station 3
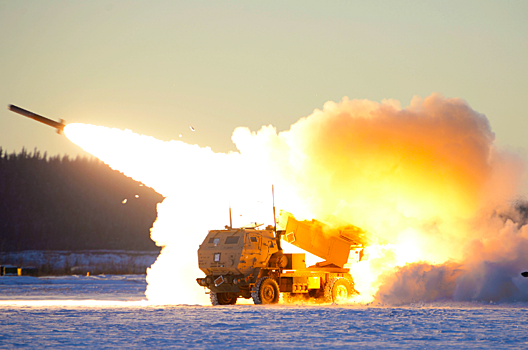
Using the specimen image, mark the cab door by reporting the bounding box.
[245,233,261,254]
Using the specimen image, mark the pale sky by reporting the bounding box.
[1,0,527,158]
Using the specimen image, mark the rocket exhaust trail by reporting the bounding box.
[8,105,66,134]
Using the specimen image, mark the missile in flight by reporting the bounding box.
[8,105,66,134]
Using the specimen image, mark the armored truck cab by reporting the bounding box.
[197,226,281,304]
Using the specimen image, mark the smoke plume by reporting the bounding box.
[234,93,527,304]
[64,93,527,305]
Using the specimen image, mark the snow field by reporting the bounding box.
[1,275,528,349]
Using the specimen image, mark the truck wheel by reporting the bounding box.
[210,291,238,305]
[324,277,352,303]
[252,277,280,305]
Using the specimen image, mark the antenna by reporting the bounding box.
[272,185,277,233]
[272,184,283,252]
[229,202,233,228]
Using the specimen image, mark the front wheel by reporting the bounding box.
[252,277,280,305]
[210,291,238,305]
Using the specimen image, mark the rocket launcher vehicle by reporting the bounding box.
[197,210,368,305]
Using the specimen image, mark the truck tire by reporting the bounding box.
[252,277,280,305]
[210,291,238,305]
[324,277,352,303]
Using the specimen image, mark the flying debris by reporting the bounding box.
[522,272,528,277]
[190,126,195,131]
[8,105,66,134]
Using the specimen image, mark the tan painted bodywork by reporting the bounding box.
[197,228,279,277]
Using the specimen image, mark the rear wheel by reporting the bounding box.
[252,277,280,305]
[324,277,352,303]
[210,291,238,305]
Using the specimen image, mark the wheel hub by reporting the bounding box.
[262,285,275,302]
[335,285,348,301]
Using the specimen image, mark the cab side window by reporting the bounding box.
[225,236,240,244]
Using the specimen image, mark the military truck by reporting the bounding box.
[196,211,367,305]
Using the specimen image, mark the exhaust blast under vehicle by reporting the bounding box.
[196,210,368,305]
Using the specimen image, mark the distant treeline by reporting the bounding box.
[0,147,164,252]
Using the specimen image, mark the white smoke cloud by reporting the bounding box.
[64,93,527,305]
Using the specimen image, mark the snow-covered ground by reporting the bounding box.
[0,275,146,301]
[1,275,528,349]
